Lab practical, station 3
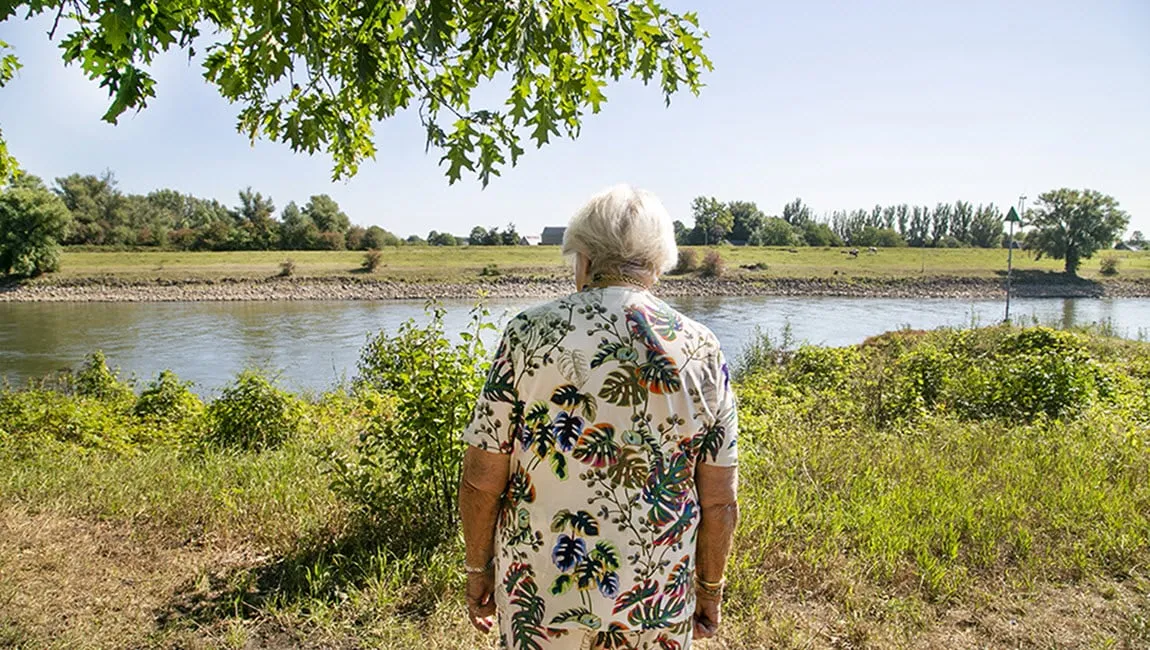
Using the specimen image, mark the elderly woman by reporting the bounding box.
[459,185,739,650]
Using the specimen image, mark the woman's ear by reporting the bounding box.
[575,252,592,290]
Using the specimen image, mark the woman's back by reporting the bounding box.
[463,285,738,638]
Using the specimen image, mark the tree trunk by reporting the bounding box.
[1065,248,1080,276]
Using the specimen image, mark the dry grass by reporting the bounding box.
[2,504,1145,649]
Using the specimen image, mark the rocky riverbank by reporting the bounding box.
[3,274,1149,302]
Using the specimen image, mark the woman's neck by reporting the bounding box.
[588,272,651,291]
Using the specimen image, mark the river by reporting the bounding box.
[2,296,1147,393]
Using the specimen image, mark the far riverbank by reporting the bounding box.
[3,274,1149,302]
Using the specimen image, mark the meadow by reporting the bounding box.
[29,246,1150,284]
[1,322,1148,649]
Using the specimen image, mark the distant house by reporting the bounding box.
[541,227,566,246]
[1116,241,1142,252]
[521,234,542,246]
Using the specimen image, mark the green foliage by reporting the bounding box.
[0,39,20,181]
[749,217,802,247]
[727,201,766,242]
[3,1,710,184]
[328,304,494,547]
[689,196,734,244]
[0,174,72,276]
[699,249,725,278]
[800,221,843,247]
[0,386,172,453]
[134,370,204,426]
[278,258,296,277]
[74,351,135,406]
[302,194,350,234]
[479,263,501,277]
[734,325,1150,605]
[363,225,400,249]
[1025,189,1130,276]
[206,371,303,451]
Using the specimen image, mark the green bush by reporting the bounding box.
[74,351,135,407]
[205,370,303,451]
[0,390,159,453]
[328,304,494,551]
[134,370,204,426]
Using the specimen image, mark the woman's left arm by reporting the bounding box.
[459,446,511,633]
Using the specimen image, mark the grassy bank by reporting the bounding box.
[1,325,1149,648]
[21,246,1150,284]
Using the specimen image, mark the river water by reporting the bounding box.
[2,296,1147,393]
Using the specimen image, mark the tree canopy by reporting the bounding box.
[1024,189,1129,276]
[0,174,72,276]
[0,1,710,185]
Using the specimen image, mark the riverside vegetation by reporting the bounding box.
[1,315,1148,649]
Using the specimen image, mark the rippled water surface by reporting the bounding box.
[2,296,1147,393]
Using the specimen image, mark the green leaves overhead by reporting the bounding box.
[3,1,711,184]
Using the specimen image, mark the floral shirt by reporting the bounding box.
[462,287,738,648]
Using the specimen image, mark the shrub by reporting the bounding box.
[74,351,135,407]
[328,304,494,550]
[362,249,383,272]
[0,390,158,452]
[700,250,724,278]
[134,370,204,426]
[479,263,501,277]
[1100,255,1119,276]
[671,249,698,274]
[278,259,296,277]
[206,370,303,451]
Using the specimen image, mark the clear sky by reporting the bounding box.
[2,0,1147,237]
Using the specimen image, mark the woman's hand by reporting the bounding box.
[693,591,722,639]
[466,570,497,633]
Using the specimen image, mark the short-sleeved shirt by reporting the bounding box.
[462,286,738,644]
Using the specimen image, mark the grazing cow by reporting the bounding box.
[848,248,860,258]
[868,246,878,254]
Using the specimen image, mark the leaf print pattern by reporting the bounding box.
[461,287,738,636]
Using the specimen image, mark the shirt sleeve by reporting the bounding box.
[460,326,520,454]
[699,347,739,467]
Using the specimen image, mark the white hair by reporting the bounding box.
[562,185,678,280]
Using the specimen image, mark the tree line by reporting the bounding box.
[679,197,1011,249]
[680,190,1131,275]
[41,171,405,252]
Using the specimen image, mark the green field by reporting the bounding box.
[33,246,1150,284]
[1,324,1148,648]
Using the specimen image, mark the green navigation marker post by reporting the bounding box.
[1004,201,1024,322]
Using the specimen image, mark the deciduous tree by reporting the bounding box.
[1025,189,1129,276]
[0,2,710,184]
[0,174,72,276]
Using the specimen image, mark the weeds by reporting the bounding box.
[362,249,383,272]
[671,249,697,274]
[700,249,725,278]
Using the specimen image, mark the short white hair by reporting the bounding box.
[562,185,678,279]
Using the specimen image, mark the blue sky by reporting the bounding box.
[2,0,1147,237]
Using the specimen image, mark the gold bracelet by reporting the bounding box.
[464,557,495,574]
[696,576,725,591]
